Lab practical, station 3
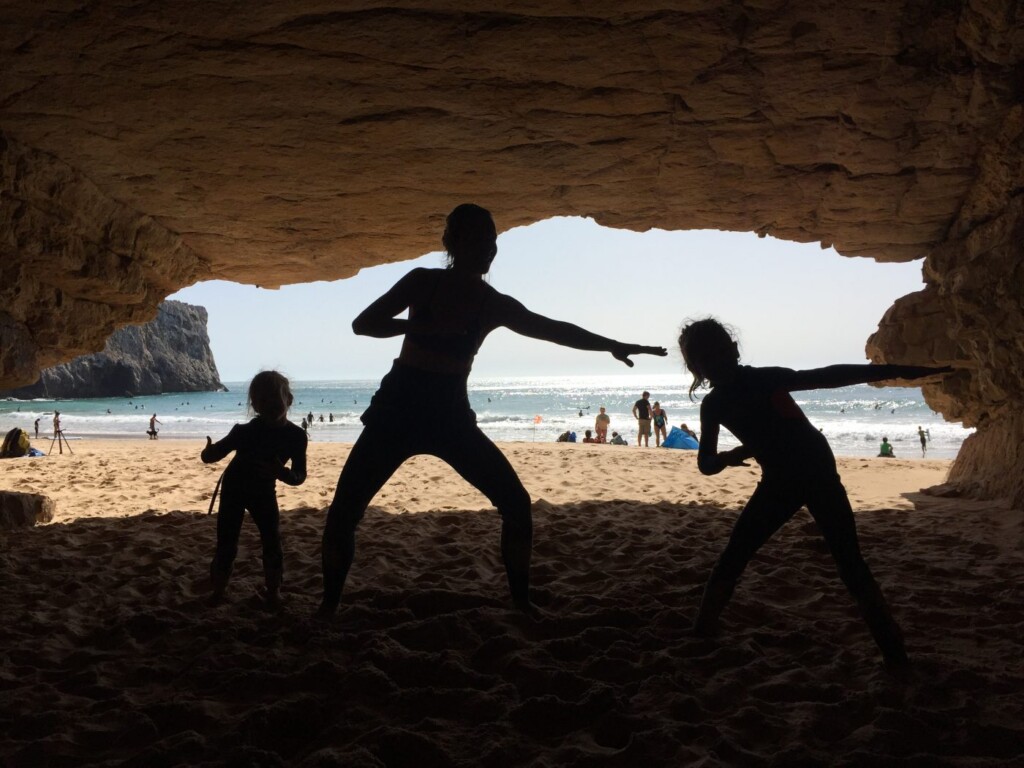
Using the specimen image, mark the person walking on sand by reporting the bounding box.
[632,391,652,447]
[148,413,162,439]
[201,371,308,609]
[917,426,928,457]
[34,418,40,439]
[678,317,951,670]
[316,203,666,620]
[594,406,610,443]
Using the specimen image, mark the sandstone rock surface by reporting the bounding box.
[0,2,1022,502]
[0,490,54,529]
[0,301,223,398]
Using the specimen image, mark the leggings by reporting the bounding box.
[321,418,532,605]
[712,472,875,593]
[212,485,283,577]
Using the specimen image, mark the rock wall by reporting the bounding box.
[0,2,1022,502]
[0,301,224,398]
[868,106,1024,507]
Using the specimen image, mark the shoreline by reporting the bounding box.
[32,430,956,457]
[4,438,955,524]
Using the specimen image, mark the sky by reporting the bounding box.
[169,217,925,383]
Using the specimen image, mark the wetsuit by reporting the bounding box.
[695,364,936,665]
[202,417,307,583]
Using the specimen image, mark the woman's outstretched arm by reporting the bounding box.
[780,364,953,392]
[494,294,667,366]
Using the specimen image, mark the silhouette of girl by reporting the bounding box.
[202,370,307,608]
[678,317,951,668]
[317,204,667,618]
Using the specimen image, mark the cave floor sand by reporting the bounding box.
[1,441,1021,766]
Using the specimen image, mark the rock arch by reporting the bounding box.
[1,2,1021,502]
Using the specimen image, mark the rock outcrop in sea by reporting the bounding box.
[0,301,223,399]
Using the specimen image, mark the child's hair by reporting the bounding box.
[678,317,739,400]
[248,370,293,421]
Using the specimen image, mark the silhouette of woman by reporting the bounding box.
[678,317,951,669]
[317,204,667,618]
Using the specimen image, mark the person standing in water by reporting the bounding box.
[594,406,611,443]
[678,317,951,669]
[317,204,667,619]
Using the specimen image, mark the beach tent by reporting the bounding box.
[661,427,698,450]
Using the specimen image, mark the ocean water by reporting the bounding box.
[2,373,970,459]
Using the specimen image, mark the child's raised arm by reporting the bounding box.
[201,430,239,464]
[779,364,953,393]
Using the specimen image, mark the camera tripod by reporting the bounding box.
[49,429,74,455]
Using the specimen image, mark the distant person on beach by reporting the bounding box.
[680,423,698,440]
[52,411,61,437]
[678,317,951,669]
[201,370,307,609]
[594,406,610,443]
[878,437,895,458]
[147,414,161,439]
[652,401,669,447]
[609,431,628,445]
[317,203,666,620]
[633,391,652,447]
[917,426,927,456]
[34,418,40,438]
[582,429,598,443]
[301,417,308,434]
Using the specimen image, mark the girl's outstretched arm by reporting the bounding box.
[781,364,953,392]
[493,294,667,366]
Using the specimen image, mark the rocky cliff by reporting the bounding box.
[0,301,223,399]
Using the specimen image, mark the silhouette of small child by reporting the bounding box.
[202,371,308,608]
[679,317,951,669]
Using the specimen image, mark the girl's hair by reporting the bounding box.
[248,370,293,420]
[442,203,497,269]
[678,318,738,400]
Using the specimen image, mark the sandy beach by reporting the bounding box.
[2,439,1022,766]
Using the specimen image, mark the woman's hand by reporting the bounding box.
[611,343,668,367]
